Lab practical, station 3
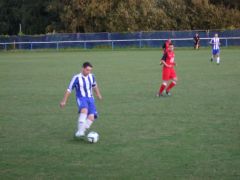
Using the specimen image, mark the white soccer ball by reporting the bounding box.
[87,131,99,143]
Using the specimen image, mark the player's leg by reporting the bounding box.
[85,98,98,130]
[211,49,215,62]
[216,54,220,64]
[166,79,177,96]
[157,68,169,96]
[195,42,197,49]
[166,69,177,95]
[85,114,94,131]
[75,98,88,137]
[194,42,198,49]
[157,80,168,96]
[216,50,220,65]
[212,50,219,63]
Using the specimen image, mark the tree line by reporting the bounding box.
[0,0,240,35]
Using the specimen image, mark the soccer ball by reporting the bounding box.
[87,131,99,143]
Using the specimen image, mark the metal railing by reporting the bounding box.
[0,37,239,50]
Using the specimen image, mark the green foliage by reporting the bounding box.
[0,0,240,35]
[0,0,56,35]
[210,0,240,9]
[0,0,21,35]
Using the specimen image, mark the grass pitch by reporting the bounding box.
[0,48,240,179]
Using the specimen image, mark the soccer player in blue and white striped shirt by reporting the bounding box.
[210,33,221,65]
[60,62,102,137]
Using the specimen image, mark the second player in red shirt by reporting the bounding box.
[157,43,178,96]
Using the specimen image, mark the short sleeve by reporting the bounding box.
[161,52,167,62]
[67,75,78,93]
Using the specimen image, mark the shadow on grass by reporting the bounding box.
[66,136,96,145]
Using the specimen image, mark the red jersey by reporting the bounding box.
[161,50,175,67]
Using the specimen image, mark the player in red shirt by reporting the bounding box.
[157,43,178,97]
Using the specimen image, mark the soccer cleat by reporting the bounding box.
[75,130,85,138]
[166,91,171,96]
[210,58,213,62]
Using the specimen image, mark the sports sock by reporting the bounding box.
[217,57,220,64]
[85,119,94,129]
[77,113,87,133]
[159,83,167,95]
[166,81,176,92]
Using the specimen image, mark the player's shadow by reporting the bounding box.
[67,137,91,145]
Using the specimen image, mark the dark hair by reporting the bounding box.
[82,62,93,68]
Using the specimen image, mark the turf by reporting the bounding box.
[0,48,240,179]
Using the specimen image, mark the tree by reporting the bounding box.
[158,0,192,30]
[20,0,53,34]
[47,0,111,33]
[0,0,55,35]
[209,0,240,9]
[1,0,240,35]
[0,0,21,35]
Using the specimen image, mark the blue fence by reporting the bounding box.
[0,29,240,50]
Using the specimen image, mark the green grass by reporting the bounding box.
[0,48,240,179]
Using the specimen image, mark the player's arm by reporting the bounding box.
[60,90,71,108]
[160,57,163,65]
[160,52,166,65]
[60,75,76,108]
[161,60,172,68]
[160,52,172,68]
[210,39,217,45]
[92,76,102,100]
[93,85,102,100]
[209,39,213,45]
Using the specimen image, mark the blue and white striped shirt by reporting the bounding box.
[210,37,220,50]
[67,73,97,98]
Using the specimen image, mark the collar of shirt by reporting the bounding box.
[80,73,89,78]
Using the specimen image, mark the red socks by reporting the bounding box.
[166,81,176,93]
[159,84,167,95]
[159,81,177,95]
